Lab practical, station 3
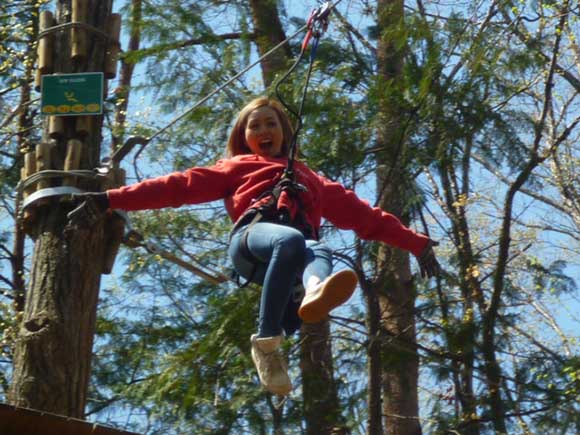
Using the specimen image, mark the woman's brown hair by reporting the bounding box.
[226,97,294,157]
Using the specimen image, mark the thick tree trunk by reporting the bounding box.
[9,213,105,416]
[375,0,422,434]
[10,0,113,418]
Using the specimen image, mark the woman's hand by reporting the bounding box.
[66,192,110,229]
[416,240,440,278]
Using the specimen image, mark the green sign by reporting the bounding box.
[41,72,103,116]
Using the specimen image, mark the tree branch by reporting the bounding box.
[123,31,257,62]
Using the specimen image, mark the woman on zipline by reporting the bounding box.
[71,96,439,396]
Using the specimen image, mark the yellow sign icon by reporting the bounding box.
[72,104,86,113]
[86,104,100,112]
[42,105,57,114]
[57,105,71,114]
[64,91,79,103]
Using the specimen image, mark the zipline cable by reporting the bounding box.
[146,27,308,144]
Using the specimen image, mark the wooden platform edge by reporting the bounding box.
[0,403,141,435]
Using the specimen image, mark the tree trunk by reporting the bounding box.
[248,0,291,87]
[10,0,114,418]
[376,255,421,435]
[300,321,347,435]
[365,280,384,434]
[438,161,481,435]
[112,0,141,150]
[375,0,422,434]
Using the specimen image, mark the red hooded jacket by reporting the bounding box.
[107,154,429,256]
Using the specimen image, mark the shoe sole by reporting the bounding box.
[298,270,358,323]
[251,351,292,396]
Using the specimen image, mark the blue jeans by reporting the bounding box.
[229,222,333,337]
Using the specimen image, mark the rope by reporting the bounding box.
[275,1,332,176]
[145,25,305,144]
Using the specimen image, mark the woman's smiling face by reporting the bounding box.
[244,106,284,157]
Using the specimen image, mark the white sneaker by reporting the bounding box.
[250,334,292,396]
[298,269,358,323]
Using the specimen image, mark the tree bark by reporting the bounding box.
[375,0,422,434]
[9,213,105,416]
[300,321,347,435]
[10,0,113,418]
[112,0,141,150]
[365,280,384,434]
[248,0,291,87]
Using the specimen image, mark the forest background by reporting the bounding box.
[1,0,580,434]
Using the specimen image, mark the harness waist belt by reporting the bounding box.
[231,207,316,239]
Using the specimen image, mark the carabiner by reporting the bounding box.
[302,2,333,51]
